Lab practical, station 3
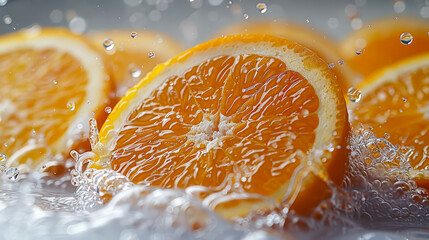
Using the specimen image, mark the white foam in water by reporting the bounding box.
[2,123,429,239]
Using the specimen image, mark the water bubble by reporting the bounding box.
[347,87,362,102]
[130,31,137,38]
[148,51,155,58]
[0,0,7,6]
[5,167,19,180]
[128,63,142,78]
[3,15,12,25]
[355,48,363,55]
[256,3,267,13]
[67,101,75,111]
[103,38,115,51]
[328,63,335,69]
[338,59,344,65]
[400,32,413,45]
[105,106,112,114]
[243,13,249,19]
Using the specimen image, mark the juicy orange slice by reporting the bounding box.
[87,29,183,98]
[340,17,429,79]
[0,27,110,172]
[349,53,429,188]
[93,34,349,219]
[217,20,354,93]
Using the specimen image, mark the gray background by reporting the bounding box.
[0,0,428,47]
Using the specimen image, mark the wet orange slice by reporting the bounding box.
[88,29,183,98]
[340,17,429,79]
[93,34,349,219]
[217,20,354,93]
[349,53,429,188]
[0,28,110,172]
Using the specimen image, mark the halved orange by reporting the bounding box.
[340,17,429,78]
[349,53,429,189]
[216,20,355,93]
[87,29,183,98]
[92,34,349,219]
[0,27,110,172]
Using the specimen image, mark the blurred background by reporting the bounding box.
[0,0,428,47]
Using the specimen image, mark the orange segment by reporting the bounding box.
[349,53,429,188]
[216,20,354,93]
[87,29,183,97]
[0,28,109,171]
[94,34,349,219]
[340,17,429,78]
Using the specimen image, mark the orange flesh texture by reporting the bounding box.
[353,66,429,172]
[0,49,87,164]
[341,18,429,77]
[218,21,353,92]
[110,54,320,197]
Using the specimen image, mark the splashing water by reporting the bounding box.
[3,115,429,239]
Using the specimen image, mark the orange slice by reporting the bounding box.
[0,27,110,172]
[87,29,183,98]
[217,20,355,93]
[349,53,429,188]
[92,34,349,219]
[340,17,429,79]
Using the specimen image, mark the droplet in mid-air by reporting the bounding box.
[0,153,6,163]
[347,87,362,102]
[131,32,138,38]
[105,106,112,114]
[355,48,363,55]
[400,32,413,45]
[148,51,155,58]
[402,97,407,102]
[338,59,344,65]
[243,13,249,19]
[256,3,267,13]
[328,63,335,69]
[67,101,75,111]
[129,63,142,78]
[103,38,114,50]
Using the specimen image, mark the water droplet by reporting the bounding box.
[31,129,36,135]
[5,167,19,180]
[103,38,114,51]
[338,59,344,65]
[301,109,309,117]
[49,9,63,23]
[53,80,58,85]
[105,106,112,114]
[243,13,249,19]
[328,63,335,69]
[3,15,12,25]
[0,153,6,163]
[67,101,75,111]
[130,31,138,38]
[347,87,362,102]
[0,0,8,7]
[306,19,310,24]
[402,97,407,102]
[393,1,406,13]
[69,16,87,34]
[355,48,363,55]
[384,133,390,139]
[148,51,155,58]
[256,3,267,13]
[128,63,142,78]
[400,32,413,45]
